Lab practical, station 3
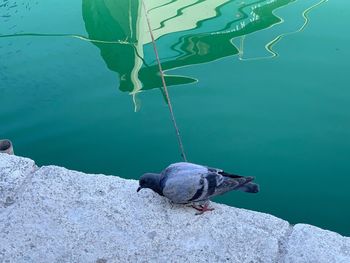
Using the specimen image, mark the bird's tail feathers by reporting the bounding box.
[234,176,255,185]
[220,173,259,193]
[238,182,260,193]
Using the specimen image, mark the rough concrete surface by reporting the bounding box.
[0,153,349,263]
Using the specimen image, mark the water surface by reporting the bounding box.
[1,0,349,235]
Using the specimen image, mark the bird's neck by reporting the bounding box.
[150,176,164,196]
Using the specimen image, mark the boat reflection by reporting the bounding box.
[82,0,325,110]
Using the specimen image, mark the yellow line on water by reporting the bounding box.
[0,33,134,45]
[238,0,328,62]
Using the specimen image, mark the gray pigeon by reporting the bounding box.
[137,162,259,214]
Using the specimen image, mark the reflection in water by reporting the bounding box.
[237,0,328,61]
[0,0,326,110]
[83,0,306,110]
[82,0,199,111]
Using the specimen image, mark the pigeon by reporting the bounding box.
[137,162,259,214]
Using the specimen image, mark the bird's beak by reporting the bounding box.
[137,186,142,192]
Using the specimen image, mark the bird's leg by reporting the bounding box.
[191,201,214,215]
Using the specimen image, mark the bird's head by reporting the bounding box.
[137,173,161,193]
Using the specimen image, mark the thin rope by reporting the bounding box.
[141,0,188,162]
[0,33,133,45]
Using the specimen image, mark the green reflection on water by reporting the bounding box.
[81,0,302,110]
[1,0,325,104]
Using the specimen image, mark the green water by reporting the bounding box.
[1,0,349,235]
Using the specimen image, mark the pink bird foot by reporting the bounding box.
[191,203,214,215]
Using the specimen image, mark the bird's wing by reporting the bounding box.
[210,175,255,197]
[161,162,209,203]
[161,162,254,203]
[162,170,205,204]
[182,170,244,202]
[207,165,243,178]
[160,162,208,184]
[162,163,259,203]
[206,166,224,174]
[162,162,207,177]
[201,166,256,199]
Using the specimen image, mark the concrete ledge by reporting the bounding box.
[0,153,349,263]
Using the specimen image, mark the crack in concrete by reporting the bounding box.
[11,163,39,201]
[277,224,294,263]
[0,160,38,213]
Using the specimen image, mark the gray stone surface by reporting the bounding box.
[0,153,36,209]
[284,224,350,263]
[0,153,349,263]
